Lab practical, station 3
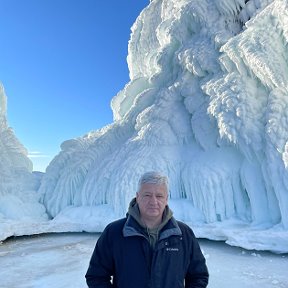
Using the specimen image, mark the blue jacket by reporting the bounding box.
[86,215,209,288]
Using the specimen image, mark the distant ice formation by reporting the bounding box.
[0,84,48,224]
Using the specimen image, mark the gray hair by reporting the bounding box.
[137,171,169,193]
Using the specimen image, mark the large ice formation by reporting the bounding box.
[38,0,288,247]
[2,0,288,252]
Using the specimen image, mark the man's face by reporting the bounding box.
[136,183,168,223]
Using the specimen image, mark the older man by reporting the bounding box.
[85,171,209,288]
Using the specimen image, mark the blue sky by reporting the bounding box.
[0,0,149,171]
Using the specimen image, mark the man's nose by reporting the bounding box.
[149,194,158,204]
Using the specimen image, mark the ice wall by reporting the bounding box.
[0,84,48,222]
[39,0,288,237]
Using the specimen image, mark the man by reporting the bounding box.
[85,171,209,288]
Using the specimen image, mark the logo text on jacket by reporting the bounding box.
[166,247,179,252]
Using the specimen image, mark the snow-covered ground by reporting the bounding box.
[0,233,287,288]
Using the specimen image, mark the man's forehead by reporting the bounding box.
[139,183,167,192]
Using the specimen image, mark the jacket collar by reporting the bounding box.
[123,214,182,240]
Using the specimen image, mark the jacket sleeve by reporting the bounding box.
[85,225,114,288]
[184,228,209,288]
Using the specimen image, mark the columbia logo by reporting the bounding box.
[166,247,179,251]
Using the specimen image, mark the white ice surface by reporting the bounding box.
[0,233,287,288]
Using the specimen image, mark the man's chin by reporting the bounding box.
[147,210,160,216]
